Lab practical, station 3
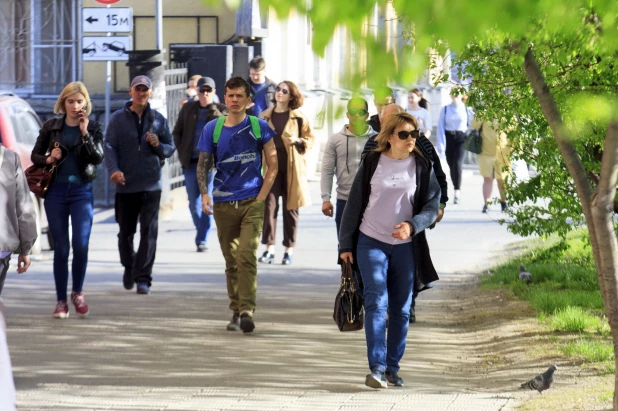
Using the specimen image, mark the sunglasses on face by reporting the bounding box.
[348,109,368,116]
[199,87,213,94]
[395,130,420,140]
[275,87,290,95]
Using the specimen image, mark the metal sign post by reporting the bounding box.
[82,1,132,205]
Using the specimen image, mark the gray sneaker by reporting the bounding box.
[226,312,240,331]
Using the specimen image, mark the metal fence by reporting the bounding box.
[164,67,188,191]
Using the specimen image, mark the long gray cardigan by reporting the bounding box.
[338,150,441,293]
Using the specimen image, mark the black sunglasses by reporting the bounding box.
[275,86,290,95]
[348,109,368,116]
[396,130,420,140]
[199,87,213,94]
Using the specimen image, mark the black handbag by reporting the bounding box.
[464,123,483,154]
[333,261,364,332]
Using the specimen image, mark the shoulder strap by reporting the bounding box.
[213,116,226,144]
[248,115,261,139]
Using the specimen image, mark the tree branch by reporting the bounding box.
[593,95,618,214]
[523,45,608,298]
[523,46,595,207]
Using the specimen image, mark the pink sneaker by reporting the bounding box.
[52,301,69,319]
[71,292,89,318]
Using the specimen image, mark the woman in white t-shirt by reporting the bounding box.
[338,112,440,389]
[406,89,432,138]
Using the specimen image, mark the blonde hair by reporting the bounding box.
[188,74,202,88]
[54,82,92,115]
[375,111,422,157]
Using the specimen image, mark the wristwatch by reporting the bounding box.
[439,203,446,209]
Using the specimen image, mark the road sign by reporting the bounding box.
[83,7,132,33]
[94,0,122,4]
[82,36,131,61]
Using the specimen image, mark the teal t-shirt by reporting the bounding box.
[197,116,275,202]
[56,124,84,184]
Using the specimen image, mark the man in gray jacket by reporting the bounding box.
[0,144,37,296]
[0,143,36,411]
[321,97,378,234]
[104,75,175,294]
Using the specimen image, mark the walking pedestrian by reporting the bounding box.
[246,56,276,117]
[173,76,228,251]
[363,103,448,322]
[367,86,395,132]
[196,76,277,333]
[339,112,440,388]
[472,120,511,213]
[437,88,473,204]
[31,82,103,318]
[321,97,377,235]
[0,144,37,296]
[257,81,314,265]
[104,75,175,295]
[0,143,36,411]
[406,88,432,138]
[1,304,17,411]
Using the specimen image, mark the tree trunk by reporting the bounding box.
[523,47,618,407]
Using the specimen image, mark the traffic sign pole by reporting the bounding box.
[104,5,112,206]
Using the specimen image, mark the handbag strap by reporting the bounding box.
[341,261,354,281]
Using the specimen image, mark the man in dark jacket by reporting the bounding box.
[173,76,228,252]
[104,75,175,295]
[246,56,276,116]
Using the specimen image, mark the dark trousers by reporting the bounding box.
[45,182,94,301]
[115,190,161,286]
[445,131,466,190]
[0,255,10,296]
[335,199,347,236]
[262,149,299,248]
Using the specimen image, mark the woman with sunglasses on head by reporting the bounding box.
[257,81,315,265]
[339,112,440,389]
[31,82,104,319]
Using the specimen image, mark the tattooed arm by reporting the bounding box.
[197,151,215,215]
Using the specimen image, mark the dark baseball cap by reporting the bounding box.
[130,75,152,89]
[197,77,216,89]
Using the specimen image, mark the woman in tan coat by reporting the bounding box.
[258,81,314,265]
[471,119,512,213]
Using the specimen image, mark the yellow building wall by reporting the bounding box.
[82,0,236,95]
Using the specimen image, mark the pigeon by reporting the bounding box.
[519,265,533,284]
[520,364,557,393]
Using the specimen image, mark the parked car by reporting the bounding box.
[0,91,49,253]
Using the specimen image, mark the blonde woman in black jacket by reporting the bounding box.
[31,82,104,319]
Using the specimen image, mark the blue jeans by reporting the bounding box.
[183,161,214,246]
[44,182,94,302]
[335,199,347,235]
[356,231,415,373]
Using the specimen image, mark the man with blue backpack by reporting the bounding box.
[197,76,277,334]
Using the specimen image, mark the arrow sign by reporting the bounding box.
[82,7,132,33]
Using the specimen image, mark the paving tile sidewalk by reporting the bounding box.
[5,173,525,411]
